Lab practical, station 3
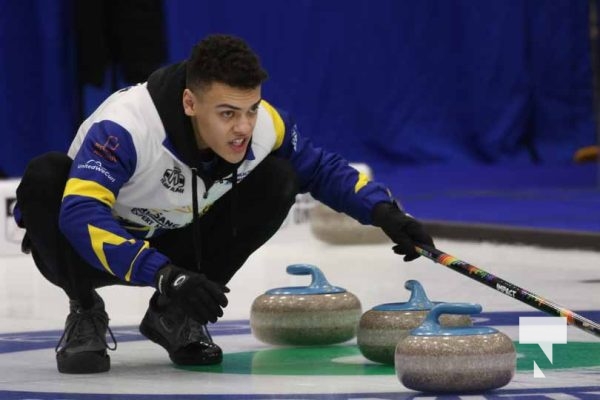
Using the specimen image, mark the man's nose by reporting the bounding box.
[234,115,253,134]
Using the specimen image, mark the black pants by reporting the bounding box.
[16,152,298,308]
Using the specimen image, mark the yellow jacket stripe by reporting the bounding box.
[63,178,116,207]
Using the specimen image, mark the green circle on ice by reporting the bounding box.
[178,342,600,375]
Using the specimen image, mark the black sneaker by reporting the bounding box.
[55,293,116,374]
[139,293,222,365]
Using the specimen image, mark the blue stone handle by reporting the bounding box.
[372,279,437,311]
[411,302,496,336]
[264,264,346,295]
[286,264,337,292]
[404,279,435,309]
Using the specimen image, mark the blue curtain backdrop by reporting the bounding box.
[0,0,594,177]
[0,0,77,177]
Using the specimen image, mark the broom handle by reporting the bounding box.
[415,244,600,338]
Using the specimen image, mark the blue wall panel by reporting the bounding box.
[0,0,594,176]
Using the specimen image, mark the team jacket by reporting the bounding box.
[59,62,394,286]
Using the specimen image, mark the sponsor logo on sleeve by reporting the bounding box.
[93,135,120,163]
[77,159,116,182]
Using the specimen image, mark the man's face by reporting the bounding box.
[183,82,261,164]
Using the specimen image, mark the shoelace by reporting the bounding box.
[55,309,117,352]
[186,318,214,345]
[201,324,214,343]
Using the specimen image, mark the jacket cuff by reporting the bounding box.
[131,250,170,286]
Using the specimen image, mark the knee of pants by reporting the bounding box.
[17,152,72,201]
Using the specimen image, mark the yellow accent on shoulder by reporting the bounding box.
[354,172,370,193]
[261,100,285,150]
[88,224,143,281]
[63,178,115,207]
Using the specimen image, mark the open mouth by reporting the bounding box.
[230,137,247,151]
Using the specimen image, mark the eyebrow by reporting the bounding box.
[215,99,262,111]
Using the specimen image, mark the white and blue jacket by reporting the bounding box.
[56,62,393,286]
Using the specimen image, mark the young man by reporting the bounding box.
[15,34,434,374]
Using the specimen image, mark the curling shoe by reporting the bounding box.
[55,292,116,373]
[139,293,222,365]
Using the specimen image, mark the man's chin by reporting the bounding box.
[221,152,245,165]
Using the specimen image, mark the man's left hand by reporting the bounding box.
[371,202,434,261]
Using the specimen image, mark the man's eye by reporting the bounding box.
[249,107,259,115]
[221,111,234,119]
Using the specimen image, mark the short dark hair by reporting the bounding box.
[186,34,268,91]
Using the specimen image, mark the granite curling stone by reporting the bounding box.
[395,303,516,393]
[250,264,362,345]
[358,280,471,365]
[309,163,388,245]
[309,202,389,244]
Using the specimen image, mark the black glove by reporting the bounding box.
[371,202,434,261]
[155,264,229,324]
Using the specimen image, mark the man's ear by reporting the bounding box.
[183,88,196,117]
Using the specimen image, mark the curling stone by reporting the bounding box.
[395,303,516,393]
[250,264,362,345]
[309,163,389,245]
[358,280,471,364]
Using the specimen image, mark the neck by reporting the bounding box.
[190,118,208,150]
